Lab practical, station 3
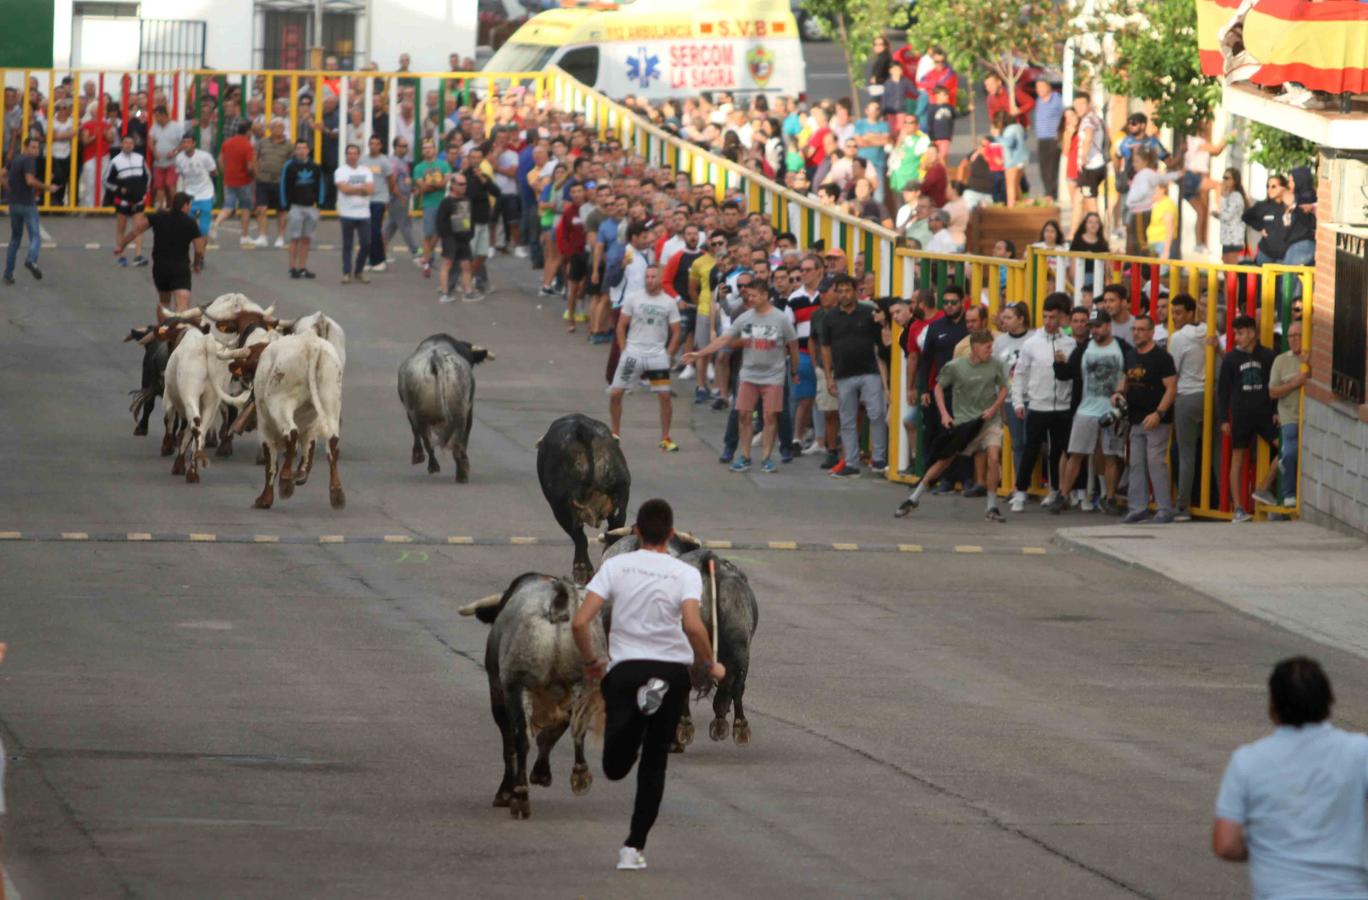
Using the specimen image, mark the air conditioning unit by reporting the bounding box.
[1332,156,1368,227]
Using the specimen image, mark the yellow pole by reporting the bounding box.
[42,70,55,210]
[313,75,323,164]
[485,76,495,133]
[1295,271,1312,516]
[69,79,80,211]
[1199,267,1218,515]
[289,74,298,153]
[19,69,32,165]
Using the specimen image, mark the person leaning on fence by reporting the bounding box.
[1214,657,1368,898]
[1050,307,1129,515]
[1218,315,1281,523]
[1166,294,1208,521]
[1119,315,1178,524]
[1268,318,1309,511]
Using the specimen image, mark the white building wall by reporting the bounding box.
[139,0,254,71]
[368,0,476,73]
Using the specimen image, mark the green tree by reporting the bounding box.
[906,0,1077,109]
[1081,0,1221,131]
[802,0,901,105]
[1246,122,1319,176]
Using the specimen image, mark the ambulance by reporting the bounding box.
[483,0,807,100]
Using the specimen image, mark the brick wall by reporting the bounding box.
[1302,151,1368,536]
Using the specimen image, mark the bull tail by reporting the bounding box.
[546,578,576,625]
[430,350,461,450]
[210,377,252,410]
[128,387,158,423]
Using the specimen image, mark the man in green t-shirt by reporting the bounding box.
[896,330,1009,521]
[411,137,452,276]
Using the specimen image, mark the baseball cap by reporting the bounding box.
[1089,308,1111,324]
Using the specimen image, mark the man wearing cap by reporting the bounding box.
[1050,307,1129,514]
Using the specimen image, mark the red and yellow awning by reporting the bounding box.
[1197,0,1368,95]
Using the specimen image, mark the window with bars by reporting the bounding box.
[259,10,357,70]
[1332,231,1368,404]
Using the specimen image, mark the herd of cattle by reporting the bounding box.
[123,296,759,820]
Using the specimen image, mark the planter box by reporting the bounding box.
[968,204,1062,257]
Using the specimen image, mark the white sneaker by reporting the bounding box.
[486,245,497,259]
[617,847,647,871]
[1040,490,1059,507]
[1010,491,1026,513]
[252,234,268,247]
[273,236,285,249]
[679,364,696,380]
[240,237,255,247]
[462,291,485,303]
[438,293,455,304]
[209,225,219,241]
[413,256,427,268]
[370,261,388,272]
[513,245,530,258]
[1080,496,1096,512]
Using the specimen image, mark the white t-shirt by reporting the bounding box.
[333,163,374,219]
[174,149,217,202]
[586,549,701,670]
[494,148,519,194]
[51,115,75,160]
[613,245,653,310]
[621,289,681,354]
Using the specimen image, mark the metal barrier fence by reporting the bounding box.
[1,66,546,214]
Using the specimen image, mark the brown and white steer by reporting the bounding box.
[216,332,345,510]
[162,315,233,483]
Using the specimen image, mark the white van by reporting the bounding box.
[483,0,807,101]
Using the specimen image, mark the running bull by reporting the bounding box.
[599,530,758,747]
[459,573,605,820]
[397,334,492,482]
[536,414,630,584]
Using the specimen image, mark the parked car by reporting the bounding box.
[792,0,828,42]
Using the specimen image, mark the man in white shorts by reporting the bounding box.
[610,264,682,451]
[1051,308,1129,514]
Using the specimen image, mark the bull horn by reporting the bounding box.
[275,318,295,331]
[181,308,203,320]
[675,530,697,544]
[156,305,173,322]
[261,304,276,318]
[216,347,252,360]
[458,594,503,617]
[605,526,632,537]
[137,330,159,345]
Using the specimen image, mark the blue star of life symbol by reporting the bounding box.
[626,47,660,88]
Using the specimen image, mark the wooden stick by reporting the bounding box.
[708,557,718,663]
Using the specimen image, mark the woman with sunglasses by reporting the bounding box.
[1218,168,1249,265]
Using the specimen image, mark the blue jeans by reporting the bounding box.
[5,204,41,276]
[190,199,213,236]
[519,196,543,267]
[340,217,370,275]
[1280,422,1299,501]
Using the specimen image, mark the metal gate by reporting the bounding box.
[138,19,206,72]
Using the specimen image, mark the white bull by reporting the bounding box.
[283,311,346,371]
[162,317,233,483]
[216,333,345,510]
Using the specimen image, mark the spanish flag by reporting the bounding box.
[1197,0,1368,95]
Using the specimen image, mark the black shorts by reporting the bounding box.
[1078,166,1107,199]
[497,194,519,229]
[255,181,280,211]
[1231,414,1280,450]
[152,263,192,293]
[441,236,472,261]
[566,250,589,282]
[115,199,146,216]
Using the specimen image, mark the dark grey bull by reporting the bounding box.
[397,334,492,483]
[125,307,207,456]
[459,573,606,820]
[536,414,630,584]
[599,531,759,748]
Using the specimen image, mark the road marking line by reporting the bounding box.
[447,536,474,544]
[509,536,538,545]
[206,244,220,250]
[319,535,345,543]
[954,545,983,553]
[253,534,279,543]
[832,542,859,551]
[84,242,101,249]
[383,535,412,543]
[62,532,89,540]
[898,543,923,553]
[0,531,21,540]
[189,533,216,542]
[127,532,152,541]
[767,540,797,550]
[317,243,335,250]
[704,540,732,549]
[1022,546,1047,555]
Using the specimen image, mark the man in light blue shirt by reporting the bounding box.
[1032,80,1064,201]
[1214,657,1368,899]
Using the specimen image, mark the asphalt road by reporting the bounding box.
[0,220,1359,899]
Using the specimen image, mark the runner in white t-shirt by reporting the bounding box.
[333,143,375,283]
[173,134,217,240]
[609,264,682,450]
[573,498,725,872]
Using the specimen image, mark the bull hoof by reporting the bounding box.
[529,763,552,787]
[411,448,426,465]
[329,487,346,510]
[493,789,513,808]
[676,719,695,747]
[279,475,295,499]
[427,458,440,474]
[215,440,233,458]
[733,718,751,746]
[293,469,309,486]
[572,563,594,586]
[171,456,186,475]
[253,494,274,509]
[185,468,200,485]
[204,430,219,448]
[456,469,469,484]
[709,717,729,742]
[668,740,685,754]
[133,423,148,436]
[570,764,592,795]
[195,451,209,468]
[509,787,530,820]
[160,442,175,457]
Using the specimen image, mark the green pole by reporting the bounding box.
[215,75,226,205]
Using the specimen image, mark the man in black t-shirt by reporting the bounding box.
[4,138,57,284]
[819,273,888,477]
[1218,315,1282,522]
[116,191,205,312]
[1121,314,1177,524]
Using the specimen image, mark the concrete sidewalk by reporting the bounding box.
[1057,522,1368,660]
